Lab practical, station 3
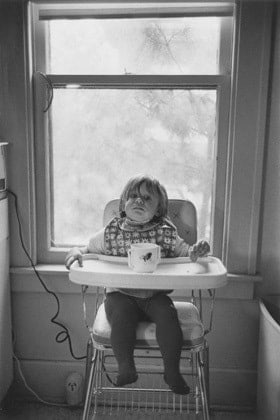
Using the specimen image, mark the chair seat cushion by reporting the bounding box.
[92,301,204,348]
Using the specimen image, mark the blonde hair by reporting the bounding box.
[119,175,169,219]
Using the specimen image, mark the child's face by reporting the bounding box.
[124,183,160,223]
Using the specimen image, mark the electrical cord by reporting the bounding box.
[8,189,117,396]
[7,189,86,361]
[12,350,69,408]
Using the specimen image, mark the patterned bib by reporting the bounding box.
[104,217,177,258]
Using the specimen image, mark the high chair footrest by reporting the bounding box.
[92,301,204,348]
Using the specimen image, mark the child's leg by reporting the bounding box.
[145,294,190,395]
[104,292,142,386]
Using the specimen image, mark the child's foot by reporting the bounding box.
[164,373,190,395]
[115,369,138,387]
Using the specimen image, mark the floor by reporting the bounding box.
[0,401,259,420]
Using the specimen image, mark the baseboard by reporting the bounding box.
[11,358,257,410]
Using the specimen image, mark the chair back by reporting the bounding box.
[103,199,197,246]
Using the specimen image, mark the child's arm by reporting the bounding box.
[65,228,106,269]
[174,236,190,257]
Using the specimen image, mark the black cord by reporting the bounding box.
[8,189,125,380]
[7,189,86,360]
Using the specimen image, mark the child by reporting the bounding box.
[65,175,210,395]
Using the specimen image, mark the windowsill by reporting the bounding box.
[10,264,262,299]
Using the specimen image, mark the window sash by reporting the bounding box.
[33,70,231,262]
[32,2,234,76]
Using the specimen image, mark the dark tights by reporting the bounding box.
[104,292,190,395]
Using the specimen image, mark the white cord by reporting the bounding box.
[13,352,69,408]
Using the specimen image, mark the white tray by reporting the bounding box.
[69,255,227,290]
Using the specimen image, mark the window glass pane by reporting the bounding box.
[50,88,216,246]
[47,17,223,75]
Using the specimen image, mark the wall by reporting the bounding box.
[10,270,259,409]
[258,4,280,297]
[1,0,277,412]
[0,198,13,402]
[0,0,35,268]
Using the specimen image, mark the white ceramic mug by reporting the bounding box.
[128,243,161,273]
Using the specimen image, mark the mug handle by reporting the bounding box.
[157,245,161,262]
[128,249,134,269]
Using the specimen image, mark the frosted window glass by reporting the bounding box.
[47,17,222,75]
[49,88,216,245]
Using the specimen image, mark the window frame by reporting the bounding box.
[26,1,272,276]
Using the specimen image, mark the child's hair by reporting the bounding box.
[119,175,169,219]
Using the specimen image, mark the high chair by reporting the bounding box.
[69,199,227,420]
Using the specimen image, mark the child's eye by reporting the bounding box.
[130,193,138,199]
[143,195,151,201]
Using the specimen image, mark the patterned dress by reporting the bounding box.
[104,217,177,258]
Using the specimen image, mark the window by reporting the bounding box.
[31,2,234,261]
[28,2,271,274]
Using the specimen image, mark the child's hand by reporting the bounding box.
[65,247,83,270]
[189,240,210,262]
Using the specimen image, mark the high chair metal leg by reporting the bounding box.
[203,343,210,406]
[82,347,98,420]
[197,350,210,420]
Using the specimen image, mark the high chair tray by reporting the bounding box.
[69,256,227,290]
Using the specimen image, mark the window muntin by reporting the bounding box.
[47,17,227,75]
[50,88,217,246]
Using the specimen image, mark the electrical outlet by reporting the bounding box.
[65,372,84,406]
